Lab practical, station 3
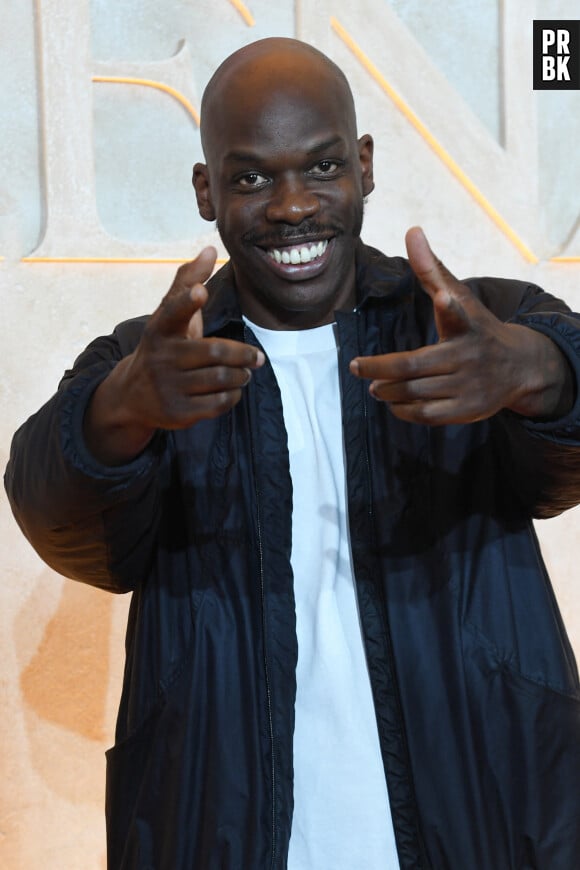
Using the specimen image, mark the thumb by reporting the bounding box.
[405,226,470,340]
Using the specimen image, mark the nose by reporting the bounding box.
[265,175,319,225]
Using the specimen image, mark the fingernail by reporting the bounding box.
[255,350,266,366]
[350,359,359,375]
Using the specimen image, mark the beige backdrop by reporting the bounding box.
[1,1,579,867]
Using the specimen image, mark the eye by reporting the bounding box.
[309,160,340,177]
[236,172,268,189]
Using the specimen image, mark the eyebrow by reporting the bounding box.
[223,136,347,164]
[306,136,346,154]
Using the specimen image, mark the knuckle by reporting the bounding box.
[404,356,421,378]
[213,366,234,389]
[206,389,241,418]
[157,390,180,422]
[205,339,223,363]
[174,263,191,285]
[142,319,159,343]
[417,403,438,424]
[214,390,230,410]
[218,388,241,408]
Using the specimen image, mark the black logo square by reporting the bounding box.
[533,20,580,89]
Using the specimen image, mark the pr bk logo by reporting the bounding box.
[533,21,580,89]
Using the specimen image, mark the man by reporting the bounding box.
[5,37,580,869]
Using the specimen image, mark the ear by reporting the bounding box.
[357,134,375,197]
[192,163,216,222]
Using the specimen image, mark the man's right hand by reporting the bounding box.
[83,247,264,465]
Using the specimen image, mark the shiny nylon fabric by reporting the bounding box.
[336,250,580,868]
[104,324,297,868]
[5,243,580,868]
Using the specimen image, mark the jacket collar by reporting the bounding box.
[202,240,414,337]
[202,260,243,337]
[353,240,415,307]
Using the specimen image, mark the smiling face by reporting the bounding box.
[193,40,374,329]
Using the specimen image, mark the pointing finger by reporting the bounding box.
[169,246,217,294]
[150,247,218,339]
[153,284,208,340]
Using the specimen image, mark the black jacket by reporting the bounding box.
[6,243,580,869]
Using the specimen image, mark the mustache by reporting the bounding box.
[241,222,341,247]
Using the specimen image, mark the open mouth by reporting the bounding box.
[266,239,329,265]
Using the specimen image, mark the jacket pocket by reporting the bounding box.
[105,699,165,870]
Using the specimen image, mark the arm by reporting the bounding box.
[4,248,264,589]
[350,228,580,517]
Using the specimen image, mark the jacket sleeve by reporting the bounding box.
[4,317,167,592]
[474,277,580,519]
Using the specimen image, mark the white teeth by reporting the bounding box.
[267,239,329,265]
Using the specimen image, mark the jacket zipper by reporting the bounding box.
[245,325,278,869]
[256,479,278,869]
[350,309,427,868]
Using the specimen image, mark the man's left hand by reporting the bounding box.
[350,227,573,425]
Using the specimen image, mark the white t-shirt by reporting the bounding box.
[247,320,400,870]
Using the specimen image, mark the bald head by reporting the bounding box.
[200,38,358,159]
